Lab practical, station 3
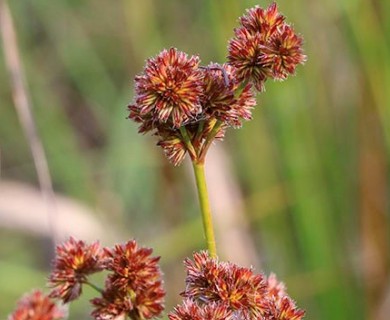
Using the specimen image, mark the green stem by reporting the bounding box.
[199,119,222,162]
[84,280,104,294]
[179,126,197,160]
[192,161,217,257]
[193,120,205,153]
[233,79,249,98]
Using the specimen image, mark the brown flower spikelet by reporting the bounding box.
[48,237,105,303]
[91,240,165,320]
[128,57,255,166]
[261,24,306,80]
[180,251,305,320]
[128,4,306,167]
[131,47,203,128]
[8,290,64,320]
[201,63,256,128]
[228,3,306,91]
[182,251,267,317]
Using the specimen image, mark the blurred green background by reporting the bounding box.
[0,0,389,319]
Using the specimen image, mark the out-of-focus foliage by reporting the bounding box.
[0,0,389,319]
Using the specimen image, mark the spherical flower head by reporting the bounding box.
[201,63,256,128]
[178,253,305,319]
[228,28,269,91]
[91,240,165,320]
[48,237,105,303]
[104,239,163,290]
[8,290,64,320]
[183,251,267,316]
[261,25,307,80]
[228,3,306,91]
[133,48,203,128]
[169,299,233,320]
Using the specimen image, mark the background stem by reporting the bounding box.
[84,281,104,294]
[192,161,217,257]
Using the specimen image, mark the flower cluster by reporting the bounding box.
[128,50,255,166]
[8,4,306,320]
[11,237,165,320]
[48,237,105,303]
[8,290,64,320]
[168,251,305,320]
[228,3,306,90]
[91,240,165,320]
[128,3,305,166]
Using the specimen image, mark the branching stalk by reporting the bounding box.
[199,120,223,162]
[84,281,104,294]
[179,126,197,160]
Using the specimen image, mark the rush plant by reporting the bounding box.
[8,3,306,320]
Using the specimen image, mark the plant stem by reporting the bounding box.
[192,161,217,257]
[199,119,222,162]
[179,126,197,160]
[84,280,104,294]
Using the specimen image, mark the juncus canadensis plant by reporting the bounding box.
[8,3,306,320]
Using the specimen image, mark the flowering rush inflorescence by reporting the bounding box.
[8,3,306,320]
[11,237,166,320]
[128,2,306,166]
[169,251,305,320]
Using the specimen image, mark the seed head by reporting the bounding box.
[48,237,105,303]
[201,63,256,128]
[132,48,203,128]
[179,252,305,319]
[8,290,64,320]
[261,24,307,80]
[183,251,267,316]
[228,28,269,91]
[228,3,306,91]
[91,240,165,320]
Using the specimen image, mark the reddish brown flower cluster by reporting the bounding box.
[128,49,256,166]
[43,237,165,320]
[128,3,305,166]
[168,251,305,320]
[48,237,105,303]
[201,63,256,128]
[130,48,204,129]
[8,290,64,320]
[91,240,165,320]
[228,3,306,90]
